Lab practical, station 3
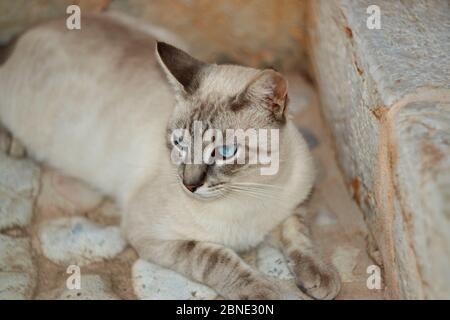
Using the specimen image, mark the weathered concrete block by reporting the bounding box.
[0,235,36,299]
[37,274,120,300]
[308,0,450,299]
[0,152,40,230]
[132,259,218,300]
[38,217,127,266]
[392,101,450,299]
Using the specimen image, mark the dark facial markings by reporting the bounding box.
[166,93,283,186]
[230,93,249,112]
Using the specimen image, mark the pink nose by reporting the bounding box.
[184,184,200,193]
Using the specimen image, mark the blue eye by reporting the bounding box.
[218,145,237,158]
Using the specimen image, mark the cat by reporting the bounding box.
[0,14,340,300]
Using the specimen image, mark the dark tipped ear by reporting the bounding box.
[242,70,288,121]
[156,41,205,94]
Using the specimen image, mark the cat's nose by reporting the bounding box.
[184,183,201,193]
[182,164,206,193]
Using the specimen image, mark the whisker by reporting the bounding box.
[227,185,296,206]
[232,182,284,190]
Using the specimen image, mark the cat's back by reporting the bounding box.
[0,14,175,197]
[1,14,164,91]
[0,13,173,122]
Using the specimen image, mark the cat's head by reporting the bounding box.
[156,42,289,200]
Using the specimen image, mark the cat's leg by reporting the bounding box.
[129,236,305,300]
[268,206,341,300]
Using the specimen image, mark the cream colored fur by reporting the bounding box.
[0,14,340,299]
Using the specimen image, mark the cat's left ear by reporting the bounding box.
[155,41,206,95]
[240,70,288,121]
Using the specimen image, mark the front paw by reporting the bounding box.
[228,277,306,300]
[291,253,341,300]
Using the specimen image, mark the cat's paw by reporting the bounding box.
[230,278,306,300]
[292,255,341,300]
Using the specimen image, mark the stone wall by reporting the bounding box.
[307,0,450,299]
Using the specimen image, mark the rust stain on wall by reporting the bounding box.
[344,26,353,39]
[354,59,363,76]
[350,178,361,206]
[372,106,388,121]
[421,142,444,170]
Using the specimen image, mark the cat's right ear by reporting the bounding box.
[155,41,205,95]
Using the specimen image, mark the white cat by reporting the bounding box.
[0,14,340,299]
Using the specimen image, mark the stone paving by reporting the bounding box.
[0,75,385,299]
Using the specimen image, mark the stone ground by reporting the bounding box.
[0,74,385,300]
